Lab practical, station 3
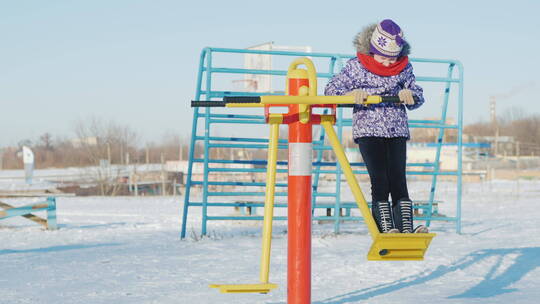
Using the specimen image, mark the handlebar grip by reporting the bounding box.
[337,96,419,107]
[381,96,401,103]
[191,101,227,107]
[223,96,262,103]
[380,96,420,103]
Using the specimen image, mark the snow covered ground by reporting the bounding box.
[1,180,540,303]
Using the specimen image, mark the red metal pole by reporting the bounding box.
[287,76,312,304]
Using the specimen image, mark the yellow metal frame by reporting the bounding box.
[320,116,435,260]
[285,57,317,97]
[210,57,436,295]
[209,116,281,293]
[286,57,318,123]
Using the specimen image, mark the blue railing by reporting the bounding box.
[181,47,463,238]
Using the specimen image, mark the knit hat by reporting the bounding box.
[369,19,406,58]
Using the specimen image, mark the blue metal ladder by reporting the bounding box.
[181,47,464,238]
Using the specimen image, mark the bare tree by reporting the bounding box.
[38,133,54,151]
[465,109,540,155]
[500,106,526,125]
[74,117,139,195]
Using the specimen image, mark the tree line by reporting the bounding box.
[2,112,540,170]
[463,110,540,156]
[0,118,189,170]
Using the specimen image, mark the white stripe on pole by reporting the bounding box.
[289,143,312,176]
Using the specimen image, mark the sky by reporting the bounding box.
[1,0,540,147]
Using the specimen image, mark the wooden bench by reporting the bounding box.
[0,197,57,230]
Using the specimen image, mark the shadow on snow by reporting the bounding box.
[0,242,122,255]
[314,247,540,303]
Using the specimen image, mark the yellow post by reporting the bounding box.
[286,57,318,97]
[285,57,318,124]
[259,117,280,283]
[209,116,281,293]
[320,116,380,240]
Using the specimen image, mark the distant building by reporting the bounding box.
[71,136,98,148]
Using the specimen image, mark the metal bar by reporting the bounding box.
[191,181,288,187]
[313,193,338,197]
[188,200,443,208]
[204,47,352,58]
[415,76,460,83]
[311,161,436,167]
[190,202,289,208]
[209,119,267,124]
[334,107,344,233]
[201,49,213,236]
[426,63,455,227]
[408,124,459,129]
[311,169,459,176]
[321,119,379,239]
[208,143,288,149]
[202,215,457,221]
[260,122,279,283]
[196,136,287,144]
[180,47,208,239]
[208,91,284,97]
[203,47,462,66]
[192,158,289,166]
[311,120,327,215]
[456,61,464,233]
[46,197,57,230]
[196,114,264,120]
[207,192,287,196]
[208,167,289,173]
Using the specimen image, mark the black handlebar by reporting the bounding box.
[190,101,228,107]
[191,96,416,107]
[223,96,262,103]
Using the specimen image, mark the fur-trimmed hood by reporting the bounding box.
[353,23,410,57]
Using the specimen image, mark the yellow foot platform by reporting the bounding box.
[367,233,436,261]
[209,283,278,294]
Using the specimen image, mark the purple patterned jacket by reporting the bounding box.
[324,57,424,141]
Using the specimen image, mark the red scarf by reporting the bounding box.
[357,53,409,76]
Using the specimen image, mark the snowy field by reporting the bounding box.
[1,180,540,304]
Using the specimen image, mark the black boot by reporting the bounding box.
[372,201,399,233]
[393,199,429,233]
[393,199,414,233]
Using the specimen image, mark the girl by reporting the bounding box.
[325,19,428,234]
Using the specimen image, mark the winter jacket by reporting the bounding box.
[324,24,424,141]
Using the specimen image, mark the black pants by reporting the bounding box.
[357,137,409,204]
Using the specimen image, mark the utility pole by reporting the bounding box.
[516,141,520,170]
[107,142,111,164]
[120,144,124,165]
[490,96,499,156]
[179,143,183,161]
[161,152,166,195]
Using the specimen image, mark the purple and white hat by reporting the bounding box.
[370,19,406,58]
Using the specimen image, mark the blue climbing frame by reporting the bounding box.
[181,47,464,238]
